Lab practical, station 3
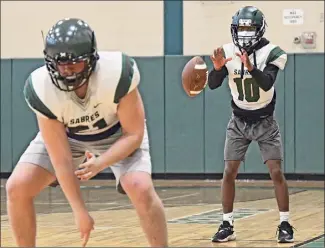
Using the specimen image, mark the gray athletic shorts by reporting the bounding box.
[224,114,283,163]
[18,125,151,194]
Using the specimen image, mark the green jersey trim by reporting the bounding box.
[114,54,135,104]
[23,74,57,119]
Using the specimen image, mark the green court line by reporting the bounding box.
[301,237,324,248]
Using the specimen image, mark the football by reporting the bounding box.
[181,56,208,97]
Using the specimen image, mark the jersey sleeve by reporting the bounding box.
[23,70,62,121]
[222,43,231,59]
[113,53,140,104]
[265,46,287,70]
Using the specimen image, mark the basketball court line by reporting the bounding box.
[99,192,200,211]
[0,224,122,230]
[34,202,118,205]
[0,192,201,219]
[168,208,222,222]
[168,207,274,223]
[293,234,325,248]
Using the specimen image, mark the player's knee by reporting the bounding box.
[224,161,240,180]
[270,169,284,183]
[6,176,32,201]
[268,162,284,183]
[122,175,155,206]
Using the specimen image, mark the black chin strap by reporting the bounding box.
[253,50,257,68]
[240,47,258,79]
[239,47,244,79]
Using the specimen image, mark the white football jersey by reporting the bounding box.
[223,42,287,110]
[24,51,140,141]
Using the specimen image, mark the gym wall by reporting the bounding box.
[1,1,324,178]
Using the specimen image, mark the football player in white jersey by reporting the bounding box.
[208,6,294,243]
[6,18,168,247]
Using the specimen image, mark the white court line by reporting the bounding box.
[34,202,117,205]
[168,208,275,222]
[1,193,201,217]
[160,193,201,202]
[0,224,122,230]
[236,208,275,221]
[99,192,200,211]
[168,207,221,222]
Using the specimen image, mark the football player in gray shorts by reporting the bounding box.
[208,6,294,244]
[6,18,168,247]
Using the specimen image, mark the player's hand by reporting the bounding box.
[210,47,232,71]
[235,50,254,71]
[75,151,103,181]
[74,210,95,247]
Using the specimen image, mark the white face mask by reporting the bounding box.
[237,30,257,48]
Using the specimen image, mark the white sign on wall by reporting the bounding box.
[283,9,304,25]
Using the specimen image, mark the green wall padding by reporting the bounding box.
[294,54,324,173]
[1,60,13,172]
[1,54,324,175]
[164,56,204,173]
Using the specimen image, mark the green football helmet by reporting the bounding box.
[231,6,267,51]
[43,18,99,91]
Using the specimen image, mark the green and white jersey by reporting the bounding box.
[223,43,287,110]
[24,51,140,141]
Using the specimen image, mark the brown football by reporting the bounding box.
[181,56,208,97]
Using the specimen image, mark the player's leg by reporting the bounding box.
[109,128,168,247]
[6,133,57,247]
[222,160,241,217]
[119,172,168,247]
[6,133,85,247]
[256,116,294,243]
[267,159,293,243]
[6,164,56,247]
[212,116,251,242]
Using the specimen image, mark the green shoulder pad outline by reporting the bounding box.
[23,74,57,119]
[266,46,286,65]
[114,53,135,104]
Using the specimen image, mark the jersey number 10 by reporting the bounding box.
[234,78,260,102]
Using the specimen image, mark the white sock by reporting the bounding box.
[280,211,289,223]
[223,212,234,225]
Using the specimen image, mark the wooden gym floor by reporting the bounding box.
[0,179,324,247]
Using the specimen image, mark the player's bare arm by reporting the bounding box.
[75,88,145,181]
[37,116,94,246]
[37,116,86,211]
